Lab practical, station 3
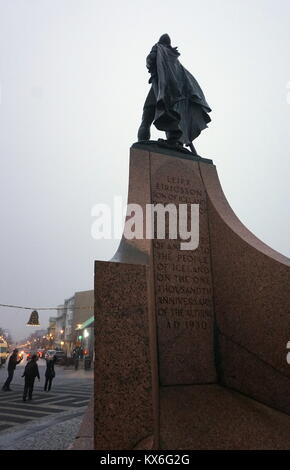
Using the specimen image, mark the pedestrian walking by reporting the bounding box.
[79,347,84,360]
[22,354,40,401]
[44,356,56,391]
[2,349,23,391]
[72,347,80,370]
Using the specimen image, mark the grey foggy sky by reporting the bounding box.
[0,0,289,341]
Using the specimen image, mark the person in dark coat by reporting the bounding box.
[79,347,84,360]
[44,356,56,392]
[72,347,80,370]
[2,349,23,391]
[138,33,211,154]
[22,354,40,401]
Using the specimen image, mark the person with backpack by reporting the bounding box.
[22,354,40,401]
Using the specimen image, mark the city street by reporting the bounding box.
[0,354,93,450]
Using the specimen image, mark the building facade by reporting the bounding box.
[55,305,66,350]
[63,296,75,356]
[43,290,94,356]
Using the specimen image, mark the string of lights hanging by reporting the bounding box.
[0,303,93,327]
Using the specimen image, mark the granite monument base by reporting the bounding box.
[94,145,290,449]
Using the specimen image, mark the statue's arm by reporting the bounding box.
[146,44,157,73]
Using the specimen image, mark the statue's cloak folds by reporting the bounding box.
[146,43,211,145]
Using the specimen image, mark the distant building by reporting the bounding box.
[73,290,94,357]
[47,317,56,348]
[63,296,75,355]
[34,329,47,338]
[55,305,66,349]
[49,290,94,356]
[73,290,94,336]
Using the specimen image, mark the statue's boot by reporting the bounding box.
[188,142,198,155]
[165,130,184,151]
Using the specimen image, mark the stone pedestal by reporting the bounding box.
[94,145,290,450]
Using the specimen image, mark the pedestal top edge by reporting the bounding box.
[131,142,214,165]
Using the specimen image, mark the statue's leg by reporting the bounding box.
[166,129,182,144]
[137,105,155,141]
[137,88,156,141]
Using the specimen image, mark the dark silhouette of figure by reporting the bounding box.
[2,349,22,391]
[138,34,211,154]
[79,347,84,360]
[44,357,56,392]
[72,347,81,370]
[22,354,40,401]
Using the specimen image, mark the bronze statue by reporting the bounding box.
[137,34,211,155]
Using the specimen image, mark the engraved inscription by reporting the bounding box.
[153,174,213,331]
[151,159,216,385]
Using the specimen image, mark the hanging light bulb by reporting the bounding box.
[27,310,40,326]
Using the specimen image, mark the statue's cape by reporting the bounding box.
[150,43,211,144]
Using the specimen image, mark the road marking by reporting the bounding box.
[0,381,93,431]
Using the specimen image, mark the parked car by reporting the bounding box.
[54,350,66,364]
[0,340,9,366]
[44,349,66,364]
[26,350,40,361]
[37,348,45,358]
[44,350,56,361]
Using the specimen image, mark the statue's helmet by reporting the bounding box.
[158,34,171,46]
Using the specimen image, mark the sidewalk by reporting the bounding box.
[0,406,86,450]
[0,359,93,450]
